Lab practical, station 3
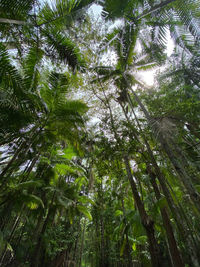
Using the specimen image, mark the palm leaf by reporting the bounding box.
[11,180,42,190]
[175,0,200,41]
[0,0,35,21]
[0,43,24,95]
[77,204,92,220]
[99,27,121,52]
[23,46,44,91]
[37,0,79,27]
[20,192,45,209]
[43,26,86,72]
[100,0,135,21]
[38,0,95,27]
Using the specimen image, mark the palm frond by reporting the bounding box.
[150,16,169,48]
[0,43,24,97]
[0,0,35,21]
[99,27,121,52]
[175,0,200,41]
[23,46,44,91]
[48,71,70,90]
[140,41,166,65]
[43,26,86,72]
[136,62,157,71]
[170,24,193,53]
[38,0,79,27]
[52,101,87,123]
[114,23,138,70]
[38,0,95,27]
[59,100,88,114]
[91,68,121,83]
[100,0,136,21]
[40,71,70,110]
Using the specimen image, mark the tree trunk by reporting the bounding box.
[124,156,163,267]
[121,197,132,267]
[147,166,184,267]
[0,127,41,190]
[126,85,200,214]
[79,219,86,267]
[121,93,200,266]
[155,128,200,213]
[30,192,56,267]
[0,205,24,265]
[0,138,26,179]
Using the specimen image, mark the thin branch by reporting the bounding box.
[0,18,26,25]
[129,0,177,22]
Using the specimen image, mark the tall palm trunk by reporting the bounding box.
[30,191,56,267]
[79,219,86,267]
[0,138,26,179]
[121,198,132,267]
[124,156,163,267]
[100,85,163,266]
[121,98,200,266]
[125,83,200,213]
[147,166,184,267]
[154,127,200,212]
[0,205,25,265]
[20,153,40,183]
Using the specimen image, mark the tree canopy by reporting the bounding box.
[0,0,200,266]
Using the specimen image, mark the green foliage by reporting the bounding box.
[43,26,86,71]
[0,0,200,266]
[77,205,92,220]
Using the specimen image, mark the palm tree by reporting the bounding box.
[92,9,200,209]
[0,0,97,74]
[89,18,200,265]
[0,62,91,265]
[99,0,200,54]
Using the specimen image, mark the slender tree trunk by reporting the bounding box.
[124,156,163,267]
[0,202,12,231]
[126,93,200,266]
[79,219,86,267]
[30,192,56,267]
[20,153,40,183]
[155,128,200,213]
[147,166,184,267]
[126,84,200,213]
[73,219,81,262]
[0,128,40,191]
[0,139,26,178]
[121,195,132,267]
[0,205,24,265]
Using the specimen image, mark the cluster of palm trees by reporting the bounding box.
[0,0,200,266]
